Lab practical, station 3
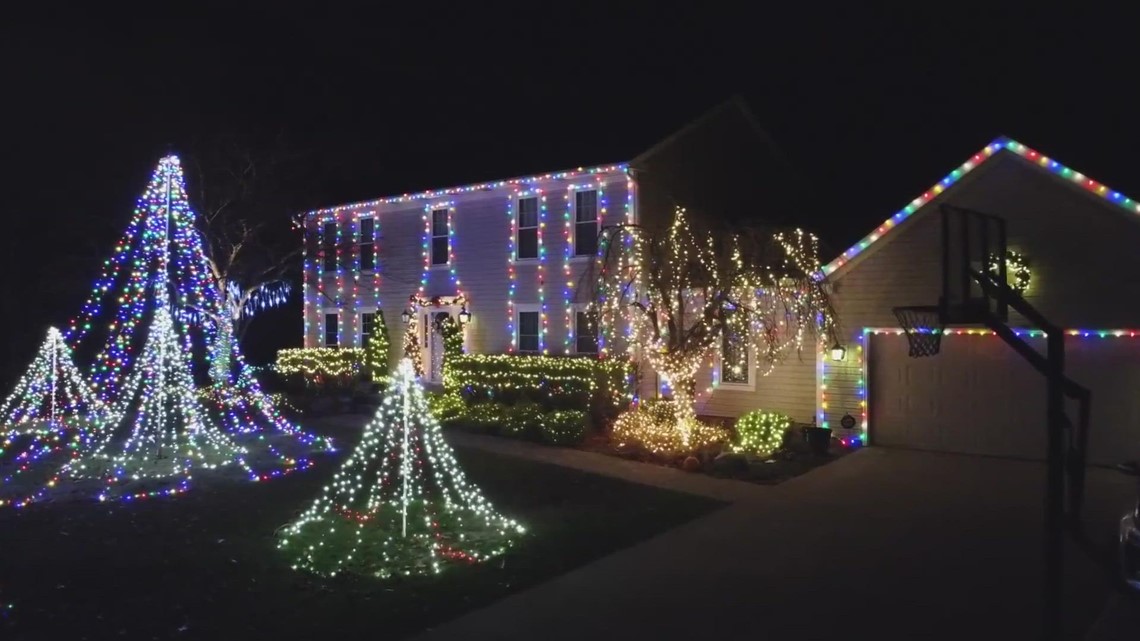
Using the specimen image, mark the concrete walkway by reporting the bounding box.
[413,434,1136,640]
[447,430,766,502]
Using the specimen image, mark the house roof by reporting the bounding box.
[306,162,630,218]
[821,136,1140,277]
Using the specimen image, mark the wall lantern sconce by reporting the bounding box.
[401,309,413,325]
[830,342,847,362]
[458,307,471,326]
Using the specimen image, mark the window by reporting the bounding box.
[322,221,337,271]
[359,217,375,271]
[431,208,449,265]
[575,310,598,354]
[324,312,338,347]
[517,311,540,352]
[721,318,749,385]
[574,190,598,256]
[516,197,538,260]
[361,312,375,346]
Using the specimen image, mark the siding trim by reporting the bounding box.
[823,137,1140,280]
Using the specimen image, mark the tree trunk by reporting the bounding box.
[211,315,235,387]
[647,350,702,446]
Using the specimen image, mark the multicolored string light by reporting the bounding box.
[0,327,104,435]
[823,137,1140,276]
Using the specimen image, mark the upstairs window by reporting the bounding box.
[431,209,449,265]
[359,217,375,271]
[516,197,539,260]
[322,221,337,271]
[574,190,598,256]
[361,312,375,346]
[575,310,598,354]
[517,311,540,352]
[324,312,338,347]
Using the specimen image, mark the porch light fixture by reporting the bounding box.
[830,342,847,362]
[401,309,412,325]
[458,307,471,326]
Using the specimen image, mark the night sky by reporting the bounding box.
[2,5,1137,381]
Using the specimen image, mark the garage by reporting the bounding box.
[868,331,1140,465]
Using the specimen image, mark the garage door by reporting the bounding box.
[869,332,1140,464]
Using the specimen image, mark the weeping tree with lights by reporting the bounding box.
[591,206,838,451]
[278,358,524,578]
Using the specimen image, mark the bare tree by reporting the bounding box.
[183,132,310,384]
[591,206,838,442]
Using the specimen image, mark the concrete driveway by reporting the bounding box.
[414,446,1136,640]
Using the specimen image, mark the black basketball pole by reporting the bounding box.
[1044,333,1065,641]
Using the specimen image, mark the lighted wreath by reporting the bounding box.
[987,251,1031,294]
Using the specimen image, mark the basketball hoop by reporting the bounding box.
[892,305,945,357]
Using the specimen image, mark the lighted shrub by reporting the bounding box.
[276,347,365,392]
[502,403,544,438]
[444,354,633,419]
[464,403,506,432]
[611,399,727,455]
[539,410,588,446]
[428,392,466,427]
[731,410,792,458]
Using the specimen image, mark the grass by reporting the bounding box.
[0,416,722,640]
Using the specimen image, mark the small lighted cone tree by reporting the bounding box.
[0,327,105,504]
[65,307,247,488]
[402,316,424,378]
[1,327,104,436]
[278,359,525,578]
[593,206,838,450]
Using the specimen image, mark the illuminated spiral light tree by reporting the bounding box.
[278,359,524,578]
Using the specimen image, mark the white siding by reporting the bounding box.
[303,169,634,365]
[824,150,1140,450]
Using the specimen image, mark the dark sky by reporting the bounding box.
[1,4,1138,376]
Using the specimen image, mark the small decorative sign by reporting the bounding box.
[840,413,856,430]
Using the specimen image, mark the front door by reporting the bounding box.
[420,310,454,385]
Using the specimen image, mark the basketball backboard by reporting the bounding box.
[939,204,1008,324]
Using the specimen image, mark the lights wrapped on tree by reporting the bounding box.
[592,206,838,452]
[277,359,525,578]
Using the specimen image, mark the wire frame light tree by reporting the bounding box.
[591,206,838,446]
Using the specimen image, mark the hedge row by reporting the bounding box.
[430,395,588,446]
[442,354,634,418]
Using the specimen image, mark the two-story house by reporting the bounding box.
[300,98,820,422]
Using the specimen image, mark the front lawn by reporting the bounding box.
[0,418,722,640]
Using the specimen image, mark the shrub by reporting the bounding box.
[365,312,391,384]
[464,403,506,432]
[612,399,727,455]
[539,410,588,446]
[276,348,365,393]
[427,392,466,427]
[443,354,633,420]
[502,403,545,438]
[731,410,793,458]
